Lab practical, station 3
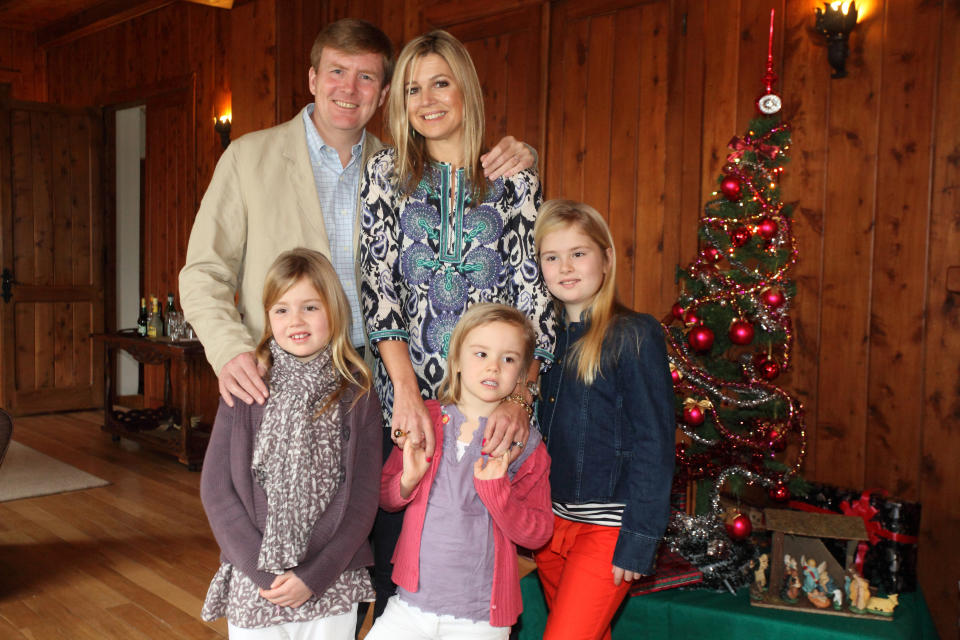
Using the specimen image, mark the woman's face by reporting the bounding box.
[405,53,464,151]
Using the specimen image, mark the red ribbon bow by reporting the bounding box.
[840,492,882,545]
[726,135,780,163]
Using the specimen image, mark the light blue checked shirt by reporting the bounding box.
[302,105,366,347]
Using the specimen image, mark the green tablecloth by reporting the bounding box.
[516,572,939,640]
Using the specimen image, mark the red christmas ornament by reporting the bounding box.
[720,176,743,201]
[757,217,778,239]
[760,287,785,308]
[728,319,755,345]
[725,513,753,540]
[687,325,715,353]
[683,308,700,326]
[671,368,682,384]
[702,246,722,263]
[769,483,791,502]
[730,226,751,248]
[682,404,705,427]
[760,358,781,380]
[767,428,787,452]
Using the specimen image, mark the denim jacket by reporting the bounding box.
[539,311,675,573]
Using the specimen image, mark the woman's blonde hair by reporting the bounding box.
[534,199,621,385]
[256,248,371,406]
[385,30,486,201]
[437,303,536,406]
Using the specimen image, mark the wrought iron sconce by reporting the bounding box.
[214,114,232,149]
[815,2,858,78]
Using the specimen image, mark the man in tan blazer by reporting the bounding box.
[180,19,531,407]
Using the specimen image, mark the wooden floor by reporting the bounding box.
[0,410,380,639]
[0,410,229,639]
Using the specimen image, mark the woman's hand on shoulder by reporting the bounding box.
[481,136,535,181]
[259,571,312,608]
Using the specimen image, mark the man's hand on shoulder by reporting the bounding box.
[219,351,268,407]
[481,136,536,180]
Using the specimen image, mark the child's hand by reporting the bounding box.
[399,436,431,498]
[259,571,312,608]
[612,565,645,586]
[473,448,515,481]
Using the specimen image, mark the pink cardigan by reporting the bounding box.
[380,400,553,627]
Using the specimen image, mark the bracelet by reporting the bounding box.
[502,393,533,418]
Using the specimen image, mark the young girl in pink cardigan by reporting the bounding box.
[365,304,553,640]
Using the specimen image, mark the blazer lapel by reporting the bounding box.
[282,108,330,248]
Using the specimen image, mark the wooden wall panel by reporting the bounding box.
[229,0,276,138]
[864,0,939,499]
[0,27,46,101]
[547,0,676,314]
[919,1,960,631]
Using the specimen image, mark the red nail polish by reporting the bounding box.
[482,438,487,445]
[426,456,433,463]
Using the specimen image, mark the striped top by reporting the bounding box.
[553,501,625,527]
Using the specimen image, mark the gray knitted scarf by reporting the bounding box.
[252,340,343,574]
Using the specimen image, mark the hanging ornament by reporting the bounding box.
[688,325,715,353]
[730,226,752,248]
[769,482,790,502]
[760,287,786,308]
[682,398,711,427]
[720,175,743,201]
[702,246,722,263]
[759,357,781,380]
[768,428,787,452]
[725,512,753,540]
[757,217,778,239]
[670,363,682,384]
[671,302,686,320]
[683,308,700,326]
[728,319,755,345]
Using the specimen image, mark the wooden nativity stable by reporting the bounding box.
[752,508,898,620]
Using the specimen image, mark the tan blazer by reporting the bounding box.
[179,107,384,374]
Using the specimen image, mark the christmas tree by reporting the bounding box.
[663,11,807,591]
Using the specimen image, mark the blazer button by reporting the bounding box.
[549,397,555,403]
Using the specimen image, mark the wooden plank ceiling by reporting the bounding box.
[0,0,232,45]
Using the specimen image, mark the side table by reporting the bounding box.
[92,330,210,470]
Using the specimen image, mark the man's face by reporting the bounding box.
[308,47,389,142]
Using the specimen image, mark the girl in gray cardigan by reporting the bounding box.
[200,248,382,638]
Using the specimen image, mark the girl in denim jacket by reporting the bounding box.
[533,200,675,640]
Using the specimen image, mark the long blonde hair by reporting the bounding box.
[534,199,622,385]
[256,248,371,406]
[385,30,486,201]
[437,303,536,406]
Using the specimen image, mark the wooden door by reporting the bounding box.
[546,0,684,315]
[0,86,105,415]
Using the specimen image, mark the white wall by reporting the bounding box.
[115,106,145,396]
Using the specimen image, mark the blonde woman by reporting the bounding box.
[359,30,555,474]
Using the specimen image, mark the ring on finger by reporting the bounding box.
[512,440,524,448]
[393,428,407,440]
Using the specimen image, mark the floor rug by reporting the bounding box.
[0,441,109,502]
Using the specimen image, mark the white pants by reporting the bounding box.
[364,596,508,640]
[227,603,357,640]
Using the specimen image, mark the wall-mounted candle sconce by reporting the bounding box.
[214,113,232,149]
[815,2,859,78]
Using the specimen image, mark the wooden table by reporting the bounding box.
[93,331,210,469]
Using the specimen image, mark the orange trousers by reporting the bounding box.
[534,516,631,640]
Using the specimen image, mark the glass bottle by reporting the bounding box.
[136,297,148,336]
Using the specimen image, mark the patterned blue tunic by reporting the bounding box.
[359,148,556,421]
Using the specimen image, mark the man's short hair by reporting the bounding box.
[310,18,394,85]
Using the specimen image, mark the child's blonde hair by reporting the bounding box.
[437,303,536,406]
[256,248,371,404]
[385,30,486,201]
[534,199,621,385]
